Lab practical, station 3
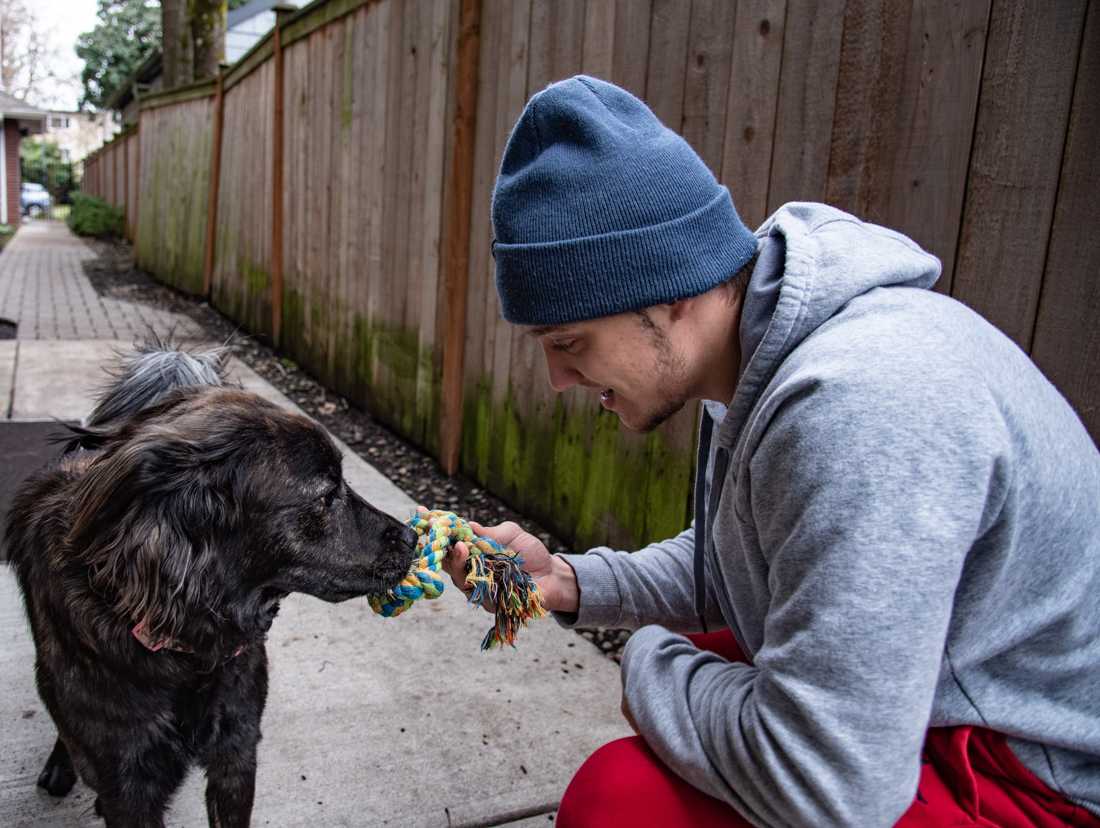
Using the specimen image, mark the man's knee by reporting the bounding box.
[558,736,749,828]
[558,737,657,827]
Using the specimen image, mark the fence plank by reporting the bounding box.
[458,0,501,479]
[644,0,691,128]
[272,23,286,344]
[612,0,651,97]
[1031,0,1100,442]
[582,0,615,78]
[203,71,225,297]
[767,0,845,210]
[134,97,213,295]
[439,0,478,470]
[719,0,787,230]
[682,0,736,173]
[950,0,1087,347]
[486,0,532,484]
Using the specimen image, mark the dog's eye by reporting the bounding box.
[321,484,341,509]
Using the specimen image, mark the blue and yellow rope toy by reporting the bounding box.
[368,510,547,650]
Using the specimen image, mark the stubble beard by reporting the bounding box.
[630,325,690,433]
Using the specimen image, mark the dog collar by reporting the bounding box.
[131,620,193,653]
[131,621,244,657]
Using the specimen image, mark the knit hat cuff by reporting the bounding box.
[493,188,758,325]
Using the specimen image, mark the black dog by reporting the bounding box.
[5,343,418,827]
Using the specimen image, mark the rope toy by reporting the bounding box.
[368,510,547,649]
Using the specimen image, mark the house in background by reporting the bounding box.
[44,110,119,171]
[228,0,304,62]
[0,91,47,227]
[107,1,302,126]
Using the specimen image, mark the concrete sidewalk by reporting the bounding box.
[0,222,629,826]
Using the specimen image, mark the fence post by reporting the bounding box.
[438,0,482,476]
[203,69,226,297]
[271,21,286,346]
[123,132,131,239]
[134,123,141,245]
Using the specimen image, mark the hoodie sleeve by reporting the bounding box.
[552,526,726,632]
[620,367,1011,827]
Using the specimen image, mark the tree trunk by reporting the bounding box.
[190,0,226,82]
[161,0,193,89]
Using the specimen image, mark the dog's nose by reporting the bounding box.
[387,524,419,550]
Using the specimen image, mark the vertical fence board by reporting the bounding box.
[135,97,213,295]
[486,0,532,486]
[824,0,989,293]
[1031,0,1100,441]
[682,0,737,173]
[582,0,615,78]
[360,0,389,404]
[214,60,274,336]
[719,0,787,230]
[459,0,502,479]
[644,0,691,128]
[950,0,1087,347]
[767,0,845,210]
[612,0,651,97]
[417,0,451,451]
[826,0,912,218]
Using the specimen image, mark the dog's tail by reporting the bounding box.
[84,333,230,428]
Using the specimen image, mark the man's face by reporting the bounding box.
[530,309,692,433]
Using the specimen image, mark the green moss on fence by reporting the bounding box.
[351,315,440,450]
[460,378,694,552]
[243,260,269,294]
[340,24,354,132]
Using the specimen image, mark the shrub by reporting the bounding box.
[67,192,124,238]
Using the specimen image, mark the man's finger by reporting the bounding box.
[444,540,469,582]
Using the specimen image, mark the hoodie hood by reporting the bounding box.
[722,202,942,447]
[691,203,941,627]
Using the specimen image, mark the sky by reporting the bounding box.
[33,0,101,110]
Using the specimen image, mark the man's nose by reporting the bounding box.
[544,349,582,392]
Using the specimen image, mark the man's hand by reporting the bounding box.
[424,508,580,613]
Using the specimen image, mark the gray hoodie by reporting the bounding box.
[557,203,1100,826]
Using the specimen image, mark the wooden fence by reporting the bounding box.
[82,0,1100,554]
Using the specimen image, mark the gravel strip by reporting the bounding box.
[81,237,633,662]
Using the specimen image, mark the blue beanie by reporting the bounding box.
[491,75,758,326]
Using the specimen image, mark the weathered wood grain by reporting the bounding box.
[950,0,1086,345]
[1031,0,1100,443]
[720,0,787,230]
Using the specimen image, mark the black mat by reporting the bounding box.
[0,421,74,562]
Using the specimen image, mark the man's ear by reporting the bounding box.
[667,295,698,323]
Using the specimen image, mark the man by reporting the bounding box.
[443,76,1100,827]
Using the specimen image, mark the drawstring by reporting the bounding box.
[693,409,715,632]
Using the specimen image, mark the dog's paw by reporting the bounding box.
[36,756,76,797]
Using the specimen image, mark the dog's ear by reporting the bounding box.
[66,433,235,646]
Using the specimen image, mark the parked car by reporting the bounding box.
[21,182,51,218]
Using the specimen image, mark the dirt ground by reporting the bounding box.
[80,237,633,662]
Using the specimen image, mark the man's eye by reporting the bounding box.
[551,339,577,353]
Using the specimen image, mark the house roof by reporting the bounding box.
[0,90,47,121]
[228,0,301,29]
[103,50,163,113]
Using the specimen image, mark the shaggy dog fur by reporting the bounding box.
[5,343,418,827]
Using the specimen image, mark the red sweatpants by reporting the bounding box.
[558,630,1100,827]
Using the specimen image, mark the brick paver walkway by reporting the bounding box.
[0,221,203,341]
